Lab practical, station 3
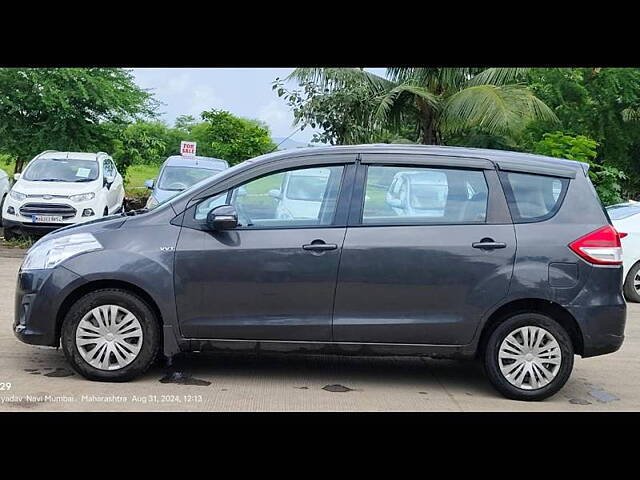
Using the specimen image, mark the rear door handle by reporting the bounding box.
[303,241,338,251]
[472,239,507,250]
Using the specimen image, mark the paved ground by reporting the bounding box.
[0,253,638,411]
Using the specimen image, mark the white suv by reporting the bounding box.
[1,151,124,240]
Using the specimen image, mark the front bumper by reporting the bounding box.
[3,217,67,237]
[2,199,101,237]
[13,266,84,347]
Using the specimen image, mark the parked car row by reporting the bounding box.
[1,151,229,241]
[12,144,626,401]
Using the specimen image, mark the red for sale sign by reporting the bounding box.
[180,141,197,156]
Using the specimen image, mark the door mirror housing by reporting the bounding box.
[206,204,238,231]
[13,173,21,181]
[269,189,282,199]
[144,179,155,190]
[386,196,402,208]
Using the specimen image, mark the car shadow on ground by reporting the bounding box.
[149,351,497,395]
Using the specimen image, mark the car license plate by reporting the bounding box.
[32,215,63,223]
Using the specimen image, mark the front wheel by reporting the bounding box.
[61,289,160,382]
[483,313,574,401]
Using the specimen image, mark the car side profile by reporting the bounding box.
[13,145,626,401]
[2,151,124,240]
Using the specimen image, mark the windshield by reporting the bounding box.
[23,158,99,182]
[607,203,640,220]
[158,166,220,191]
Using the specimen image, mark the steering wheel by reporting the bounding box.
[166,182,189,190]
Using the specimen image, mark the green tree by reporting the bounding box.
[281,68,557,145]
[273,73,417,145]
[110,121,171,171]
[532,132,626,205]
[523,68,640,194]
[0,68,157,172]
[174,114,198,134]
[192,110,276,165]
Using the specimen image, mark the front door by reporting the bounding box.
[175,163,350,341]
[333,160,516,345]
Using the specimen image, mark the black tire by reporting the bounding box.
[61,288,160,382]
[623,262,640,303]
[3,227,18,242]
[483,313,574,401]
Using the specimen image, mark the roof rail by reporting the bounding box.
[32,150,59,161]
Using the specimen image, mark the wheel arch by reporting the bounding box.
[55,279,164,342]
[477,298,584,357]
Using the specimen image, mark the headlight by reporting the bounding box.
[69,192,95,202]
[145,195,159,209]
[10,190,26,201]
[21,233,102,271]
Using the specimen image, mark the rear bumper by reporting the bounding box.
[567,303,626,357]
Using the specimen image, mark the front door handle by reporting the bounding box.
[303,241,338,251]
[472,238,507,250]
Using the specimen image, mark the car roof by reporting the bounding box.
[239,144,587,175]
[163,155,228,169]
[36,151,104,162]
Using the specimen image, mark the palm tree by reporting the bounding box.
[287,68,558,145]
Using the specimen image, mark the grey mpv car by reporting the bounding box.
[14,145,626,401]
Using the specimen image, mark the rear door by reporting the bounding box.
[333,154,516,345]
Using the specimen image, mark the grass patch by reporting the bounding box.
[1,235,35,249]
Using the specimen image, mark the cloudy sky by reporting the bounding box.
[131,68,387,144]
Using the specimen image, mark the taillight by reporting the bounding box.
[619,232,629,238]
[569,225,622,265]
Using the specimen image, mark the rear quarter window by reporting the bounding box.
[500,171,568,223]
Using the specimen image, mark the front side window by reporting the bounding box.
[503,172,568,222]
[362,165,488,224]
[195,165,345,228]
[23,158,99,183]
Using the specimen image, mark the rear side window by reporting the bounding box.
[502,172,568,222]
[362,165,489,224]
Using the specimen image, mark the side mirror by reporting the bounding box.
[269,189,282,199]
[144,179,155,190]
[386,196,402,208]
[206,204,238,231]
[13,173,21,181]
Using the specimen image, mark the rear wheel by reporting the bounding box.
[483,313,574,401]
[61,289,160,382]
[623,262,640,303]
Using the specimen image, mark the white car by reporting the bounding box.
[607,201,640,302]
[0,168,9,219]
[268,167,332,220]
[1,151,124,240]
